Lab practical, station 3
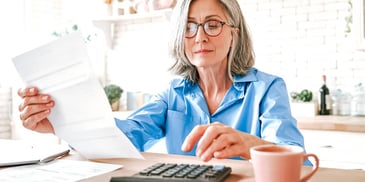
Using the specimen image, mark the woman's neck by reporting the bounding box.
[198,68,232,114]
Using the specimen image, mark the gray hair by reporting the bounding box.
[168,0,255,83]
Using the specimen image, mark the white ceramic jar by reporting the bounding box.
[351,84,365,116]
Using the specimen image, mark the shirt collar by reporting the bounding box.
[232,68,258,90]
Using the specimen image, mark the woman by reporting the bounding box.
[18,0,310,165]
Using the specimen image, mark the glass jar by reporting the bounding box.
[351,83,365,116]
[351,92,365,116]
[338,93,352,116]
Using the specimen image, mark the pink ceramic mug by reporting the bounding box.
[250,144,319,182]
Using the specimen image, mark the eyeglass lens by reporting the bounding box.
[186,20,224,38]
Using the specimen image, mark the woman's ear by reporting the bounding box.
[230,28,239,47]
[234,28,239,34]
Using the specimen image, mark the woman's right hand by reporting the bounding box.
[17,87,55,134]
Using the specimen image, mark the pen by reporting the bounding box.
[40,149,70,163]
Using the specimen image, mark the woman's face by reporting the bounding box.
[184,0,233,71]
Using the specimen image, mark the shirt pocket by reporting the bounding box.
[165,110,199,155]
[165,110,200,140]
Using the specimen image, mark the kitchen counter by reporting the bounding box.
[296,115,365,132]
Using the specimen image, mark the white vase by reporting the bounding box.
[103,4,113,16]
[291,102,317,117]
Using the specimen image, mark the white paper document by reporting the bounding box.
[0,159,122,182]
[0,139,70,167]
[12,32,143,159]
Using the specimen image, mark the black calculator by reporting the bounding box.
[110,162,232,182]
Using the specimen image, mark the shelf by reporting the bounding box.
[92,9,172,49]
[297,115,365,132]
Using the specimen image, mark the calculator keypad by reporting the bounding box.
[136,163,231,181]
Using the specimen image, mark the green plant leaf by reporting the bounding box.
[104,84,123,104]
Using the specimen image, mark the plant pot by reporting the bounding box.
[291,102,317,117]
[111,100,120,111]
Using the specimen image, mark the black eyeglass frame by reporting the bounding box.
[185,20,235,38]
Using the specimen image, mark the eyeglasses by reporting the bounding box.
[185,20,234,38]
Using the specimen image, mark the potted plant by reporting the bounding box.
[290,89,313,102]
[104,84,123,111]
[290,89,317,117]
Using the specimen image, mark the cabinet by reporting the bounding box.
[301,129,365,170]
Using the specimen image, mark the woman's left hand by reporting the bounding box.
[181,122,271,162]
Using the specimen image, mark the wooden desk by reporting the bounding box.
[66,152,365,182]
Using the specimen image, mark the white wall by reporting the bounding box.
[2,0,364,98]
[238,0,364,94]
[105,12,173,94]
[106,0,365,98]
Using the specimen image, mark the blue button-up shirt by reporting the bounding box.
[115,68,310,165]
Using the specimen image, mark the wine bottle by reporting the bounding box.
[319,75,331,115]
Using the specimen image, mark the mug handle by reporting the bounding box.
[300,153,319,182]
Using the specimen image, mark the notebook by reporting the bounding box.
[0,139,70,167]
